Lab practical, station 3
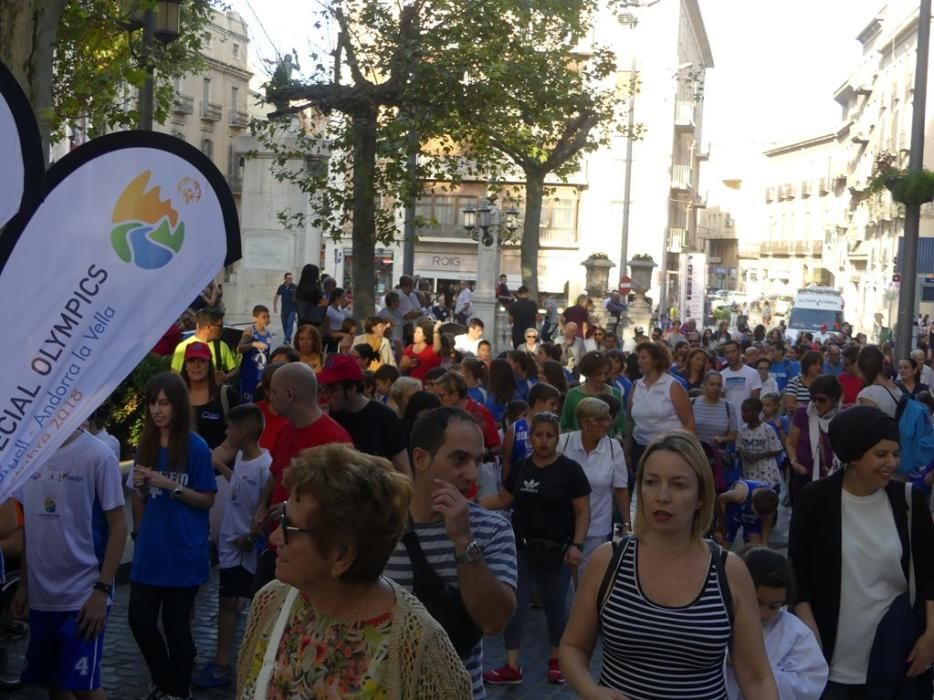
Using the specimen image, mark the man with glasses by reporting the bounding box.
[170,307,238,382]
[822,344,844,375]
[251,363,352,591]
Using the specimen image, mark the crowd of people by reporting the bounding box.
[10,267,934,700]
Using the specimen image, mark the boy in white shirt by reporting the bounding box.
[737,397,784,489]
[13,429,127,699]
[726,547,827,699]
[193,404,271,689]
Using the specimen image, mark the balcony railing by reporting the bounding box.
[416,222,578,246]
[172,93,194,115]
[228,110,249,128]
[761,240,823,256]
[668,227,687,253]
[200,101,222,121]
[671,164,692,190]
[539,227,579,247]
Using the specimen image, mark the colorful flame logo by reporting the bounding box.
[111,171,185,269]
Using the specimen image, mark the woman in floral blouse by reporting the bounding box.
[237,444,471,699]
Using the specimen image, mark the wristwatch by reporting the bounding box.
[171,485,184,500]
[454,540,483,565]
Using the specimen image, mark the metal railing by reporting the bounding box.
[172,93,194,114]
[200,101,222,121]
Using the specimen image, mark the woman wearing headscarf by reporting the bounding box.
[789,406,934,699]
[785,375,842,503]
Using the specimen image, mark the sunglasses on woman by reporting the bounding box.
[279,502,315,545]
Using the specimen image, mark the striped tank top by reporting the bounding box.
[598,537,732,699]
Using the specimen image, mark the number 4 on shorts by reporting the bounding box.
[74,656,89,677]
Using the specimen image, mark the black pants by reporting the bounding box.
[128,583,200,696]
[821,682,866,699]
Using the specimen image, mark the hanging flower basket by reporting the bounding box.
[868,152,934,205]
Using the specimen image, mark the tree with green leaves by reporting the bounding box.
[460,3,633,297]
[1,0,214,157]
[260,0,602,319]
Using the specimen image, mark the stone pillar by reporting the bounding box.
[223,124,327,329]
[472,229,501,353]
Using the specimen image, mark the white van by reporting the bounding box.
[786,287,844,343]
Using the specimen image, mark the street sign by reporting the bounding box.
[618,275,632,295]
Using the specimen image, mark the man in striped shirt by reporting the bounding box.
[384,407,517,699]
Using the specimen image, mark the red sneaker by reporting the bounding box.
[483,664,523,685]
[547,657,565,684]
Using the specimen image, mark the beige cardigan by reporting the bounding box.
[237,578,472,699]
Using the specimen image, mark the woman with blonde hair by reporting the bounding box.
[388,376,422,418]
[560,431,778,699]
[294,323,324,372]
[238,443,471,698]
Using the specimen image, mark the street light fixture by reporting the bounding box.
[122,1,183,130]
[461,201,520,246]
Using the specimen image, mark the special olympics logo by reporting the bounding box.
[110,171,187,269]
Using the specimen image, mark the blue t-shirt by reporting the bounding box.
[467,385,488,405]
[130,433,217,587]
[239,325,272,403]
[276,283,297,312]
[510,417,531,466]
[769,360,800,393]
[725,479,767,538]
[614,375,633,402]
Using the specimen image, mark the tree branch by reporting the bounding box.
[544,111,599,170]
[334,8,368,87]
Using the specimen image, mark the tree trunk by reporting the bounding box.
[520,168,545,298]
[349,105,378,320]
[0,0,65,164]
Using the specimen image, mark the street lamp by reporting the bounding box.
[461,201,520,246]
[122,1,183,130]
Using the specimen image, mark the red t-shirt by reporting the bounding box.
[269,415,352,503]
[257,400,288,452]
[838,372,864,406]
[403,344,441,382]
[466,399,502,449]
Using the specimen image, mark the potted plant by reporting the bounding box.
[581,252,615,296]
[627,254,656,294]
[868,151,934,205]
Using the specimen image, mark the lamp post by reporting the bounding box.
[123,1,182,130]
[462,201,519,350]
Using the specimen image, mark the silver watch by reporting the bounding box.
[454,540,483,565]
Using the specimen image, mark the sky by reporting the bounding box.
[228,0,886,168]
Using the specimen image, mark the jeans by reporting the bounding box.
[630,441,647,492]
[281,309,296,344]
[128,583,200,696]
[566,533,611,610]
[504,548,572,650]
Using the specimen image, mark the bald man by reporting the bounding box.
[252,363,352,589]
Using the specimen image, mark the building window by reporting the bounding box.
[203,77,211,103]
[230,86,239,110]
[172,76,181,93]
[201,138,213,159]
[233,43,240,57]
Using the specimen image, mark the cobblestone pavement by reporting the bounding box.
[2,506,790,699]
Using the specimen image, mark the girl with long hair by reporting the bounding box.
[129,373,217,700]
[487,358,519,424]
[294,324,324,372]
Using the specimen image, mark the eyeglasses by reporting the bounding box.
[279,502,315,545]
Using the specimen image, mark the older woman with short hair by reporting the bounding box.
[237,444,471,698]
[560,351,625,437]
[558,397,631,569]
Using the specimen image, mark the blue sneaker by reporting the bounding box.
[191,662,231,688]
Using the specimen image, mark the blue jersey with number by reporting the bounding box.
[239,325,272,403]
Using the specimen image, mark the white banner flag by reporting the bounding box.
[0,63,241,501]
[0,61,43,231]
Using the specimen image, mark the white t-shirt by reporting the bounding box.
[326,304,347,332]
[830,488,907,684]
[218,450,272,574]
[16,431,125,611]
[453,333,481,356]
[720,364,762,415]
[558,432,628,538]
[857,383,903,419]
[631,373,684,445]
[94,428,121,462]
[738,423,783,487]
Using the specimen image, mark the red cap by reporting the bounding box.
[317,354,364,384]
[184,341,212,362]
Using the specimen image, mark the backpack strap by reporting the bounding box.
[708,539,734,627]
[596,535,631,623]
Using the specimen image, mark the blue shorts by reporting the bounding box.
[725,510,762,543]
[21,609,106,690]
